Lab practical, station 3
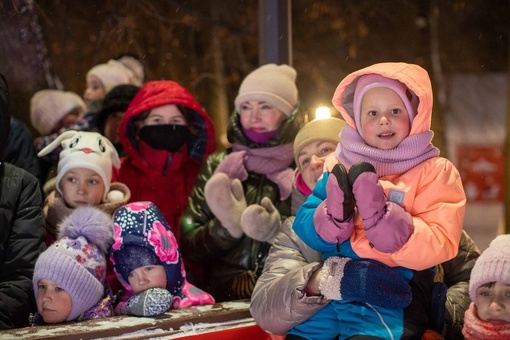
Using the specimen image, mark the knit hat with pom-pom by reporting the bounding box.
[469,234,510,305]
[33,206,113,321]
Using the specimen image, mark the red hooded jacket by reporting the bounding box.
[115,81,216,243]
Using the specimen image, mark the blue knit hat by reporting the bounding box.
[114,245,162,282]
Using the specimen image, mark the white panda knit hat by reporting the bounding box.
[234,64,298,117]
[30,89,86,135]
[38,131,120,201]
[86,60,135,93]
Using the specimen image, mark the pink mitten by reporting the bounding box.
[349,162,413,253]
[313,164,355,244]
[241,197,281,243]
[204,173,247,238]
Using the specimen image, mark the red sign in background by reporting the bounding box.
[457,145,503,202]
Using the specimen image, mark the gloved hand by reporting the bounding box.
[204,172,247,238]
[349,162,413,253]
[241,197,281,243]
[319,257,412,309]
[313,164,355,244]
[126,288,173,316]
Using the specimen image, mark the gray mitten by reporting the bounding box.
[127,288,173,317]
[204,172,247,238]
[241,197,281,243]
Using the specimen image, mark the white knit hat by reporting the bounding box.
[38,131,120,201]
[86,60,135,93]
[115,55,145,87]
[234,64,298,117]
[30,90,86,135]
[469,234,510,305]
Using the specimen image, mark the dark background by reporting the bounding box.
[1,0,508,149]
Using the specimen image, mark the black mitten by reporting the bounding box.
[327,163,355,222]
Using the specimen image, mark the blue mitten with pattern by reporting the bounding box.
[126,288,173,317]
[319,257,412,308]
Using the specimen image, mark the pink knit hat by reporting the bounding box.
[353,74,418,138]
[469,234,510,304]
[30,89,86,135]
[234,64,298,117]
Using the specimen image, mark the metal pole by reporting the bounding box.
[258,0,292,66]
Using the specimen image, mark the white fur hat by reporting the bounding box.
[86,60,135,93]
[234,64,298,117]
[38,131,120,201]
[30,90,86,135]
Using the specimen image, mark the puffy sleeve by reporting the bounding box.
[250,217,328,335]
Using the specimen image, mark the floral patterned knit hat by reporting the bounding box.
[110,201,185,297]
[33,206,113,321]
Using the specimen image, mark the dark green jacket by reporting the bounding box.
[181,107,304,302]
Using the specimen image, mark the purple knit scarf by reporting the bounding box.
[336,125,440,176]
[214,143,295,200]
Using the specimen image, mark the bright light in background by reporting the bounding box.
[315,106,331,120]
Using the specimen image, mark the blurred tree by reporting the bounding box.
[0,0,508,146]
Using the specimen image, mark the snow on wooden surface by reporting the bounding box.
[0,300,257,340]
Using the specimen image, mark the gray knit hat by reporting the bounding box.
[469,234,510,304]
[234,64,298,117]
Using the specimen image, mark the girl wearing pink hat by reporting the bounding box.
[292,62,466,339]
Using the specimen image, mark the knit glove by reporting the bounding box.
[204,172,247,238]
[313,164,355,244]
[240,197,281,243]
[319,257,412,308]
[349,162,413,253]
[126,288,173,317]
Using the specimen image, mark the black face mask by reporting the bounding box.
[138,124,191,152]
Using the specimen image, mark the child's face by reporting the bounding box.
[476,282,510,323]
[104,111,124,144]
[297,140,337,191]
[140,104,187,127]
[36,279,72,324]
[84,75,106,108]
[360,87,410,150]
[239,101,287,133]
[128,265,167,294]
[53,108,84,133]
[61,168,105,208]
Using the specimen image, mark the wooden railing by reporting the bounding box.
[0,300,284,340]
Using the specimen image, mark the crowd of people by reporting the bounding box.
[1,58,508,339]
